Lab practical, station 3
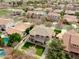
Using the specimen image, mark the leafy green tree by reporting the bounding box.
[25,25,34,35]
[75,12,79,19]
[54,28,61,37]
[7,33,21,47]
[17,0,23,6]
[9,33,21,43]
[23,8,28,12]
[60,10,65,21]
[46,39,70,59]
[0,0,3,2]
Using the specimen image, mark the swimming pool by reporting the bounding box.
[3,37,9,45]
[0,49,6,57]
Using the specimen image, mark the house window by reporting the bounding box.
[30,39,34,42]
[30,35,34,37]
[1,28,5,31]
[46,36,49,38]
[72,44,79,48]
[36,35,39,38]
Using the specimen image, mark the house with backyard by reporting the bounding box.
[22,25,55,57]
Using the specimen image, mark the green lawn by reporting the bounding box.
[22,42,45,56]
[36,46,45,56]
[0,9,10,16]
[23,42,35,49]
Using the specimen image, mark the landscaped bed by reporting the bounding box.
[22,42,45,56]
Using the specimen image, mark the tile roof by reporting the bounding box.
[30,25,55,37]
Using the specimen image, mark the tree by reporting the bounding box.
[59,2,67,24]
[17,0,23,6]
[46,39,70,59]
[0,0,3,2]
[9,33,21,43]
[12,1,16,7]
[60,10,65,23]
[7,33,21,47]
[25,25,34,35]
[23,8,28,12]
[75,12,79,19]
[54,28,61,37]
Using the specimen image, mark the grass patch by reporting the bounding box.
[0,9,10,16]
[23,42,35,49]
[22,42,45,56]
[36,46,45,56]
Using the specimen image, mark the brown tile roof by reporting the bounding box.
[6,22,33,35]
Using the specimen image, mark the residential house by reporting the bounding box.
[34,8,43,11]
[26,11,47,19]
[66,4,75,10]
[53,9,63,14]
[29,25,55,46]
[43,7,53,13]
[58,29,79,59]
[0,18,14,32]
[47,12,60,21]
[64,15,78,23]
[6,22,33,36]
[57,4,65,9]
[65,10,75,15]
[0,3,10,9]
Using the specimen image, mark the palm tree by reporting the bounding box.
[58,1,67,26]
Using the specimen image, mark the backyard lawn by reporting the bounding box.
[0,9,11,16]
[23,42,35,49]
[36,46,45,56]
[22,42,45,56]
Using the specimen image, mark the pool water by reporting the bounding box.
[0,49,6,57]
[3,37,9,45]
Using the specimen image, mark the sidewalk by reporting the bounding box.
[40,48,48,59]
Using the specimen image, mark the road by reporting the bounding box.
[14,35,30,50]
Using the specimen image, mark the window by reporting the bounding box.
[36,35,39,38]
[46,36,49,38]
[72,44,79,48]
[30,35,34,37]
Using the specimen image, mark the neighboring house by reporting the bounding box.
[47,12,60,21]
[29,25,55,46]
[0,3,10,9]
[65,10,75,15]
[34,8,43,11]
[53,9,63,14]
[43,7,53,12]
[64,15,78,23]
[0,18,14,32]
[58,29,79,59]
[66,4,75,10]
[57,4,65,9]
[6,22,33,36]
[26,11,47,19]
